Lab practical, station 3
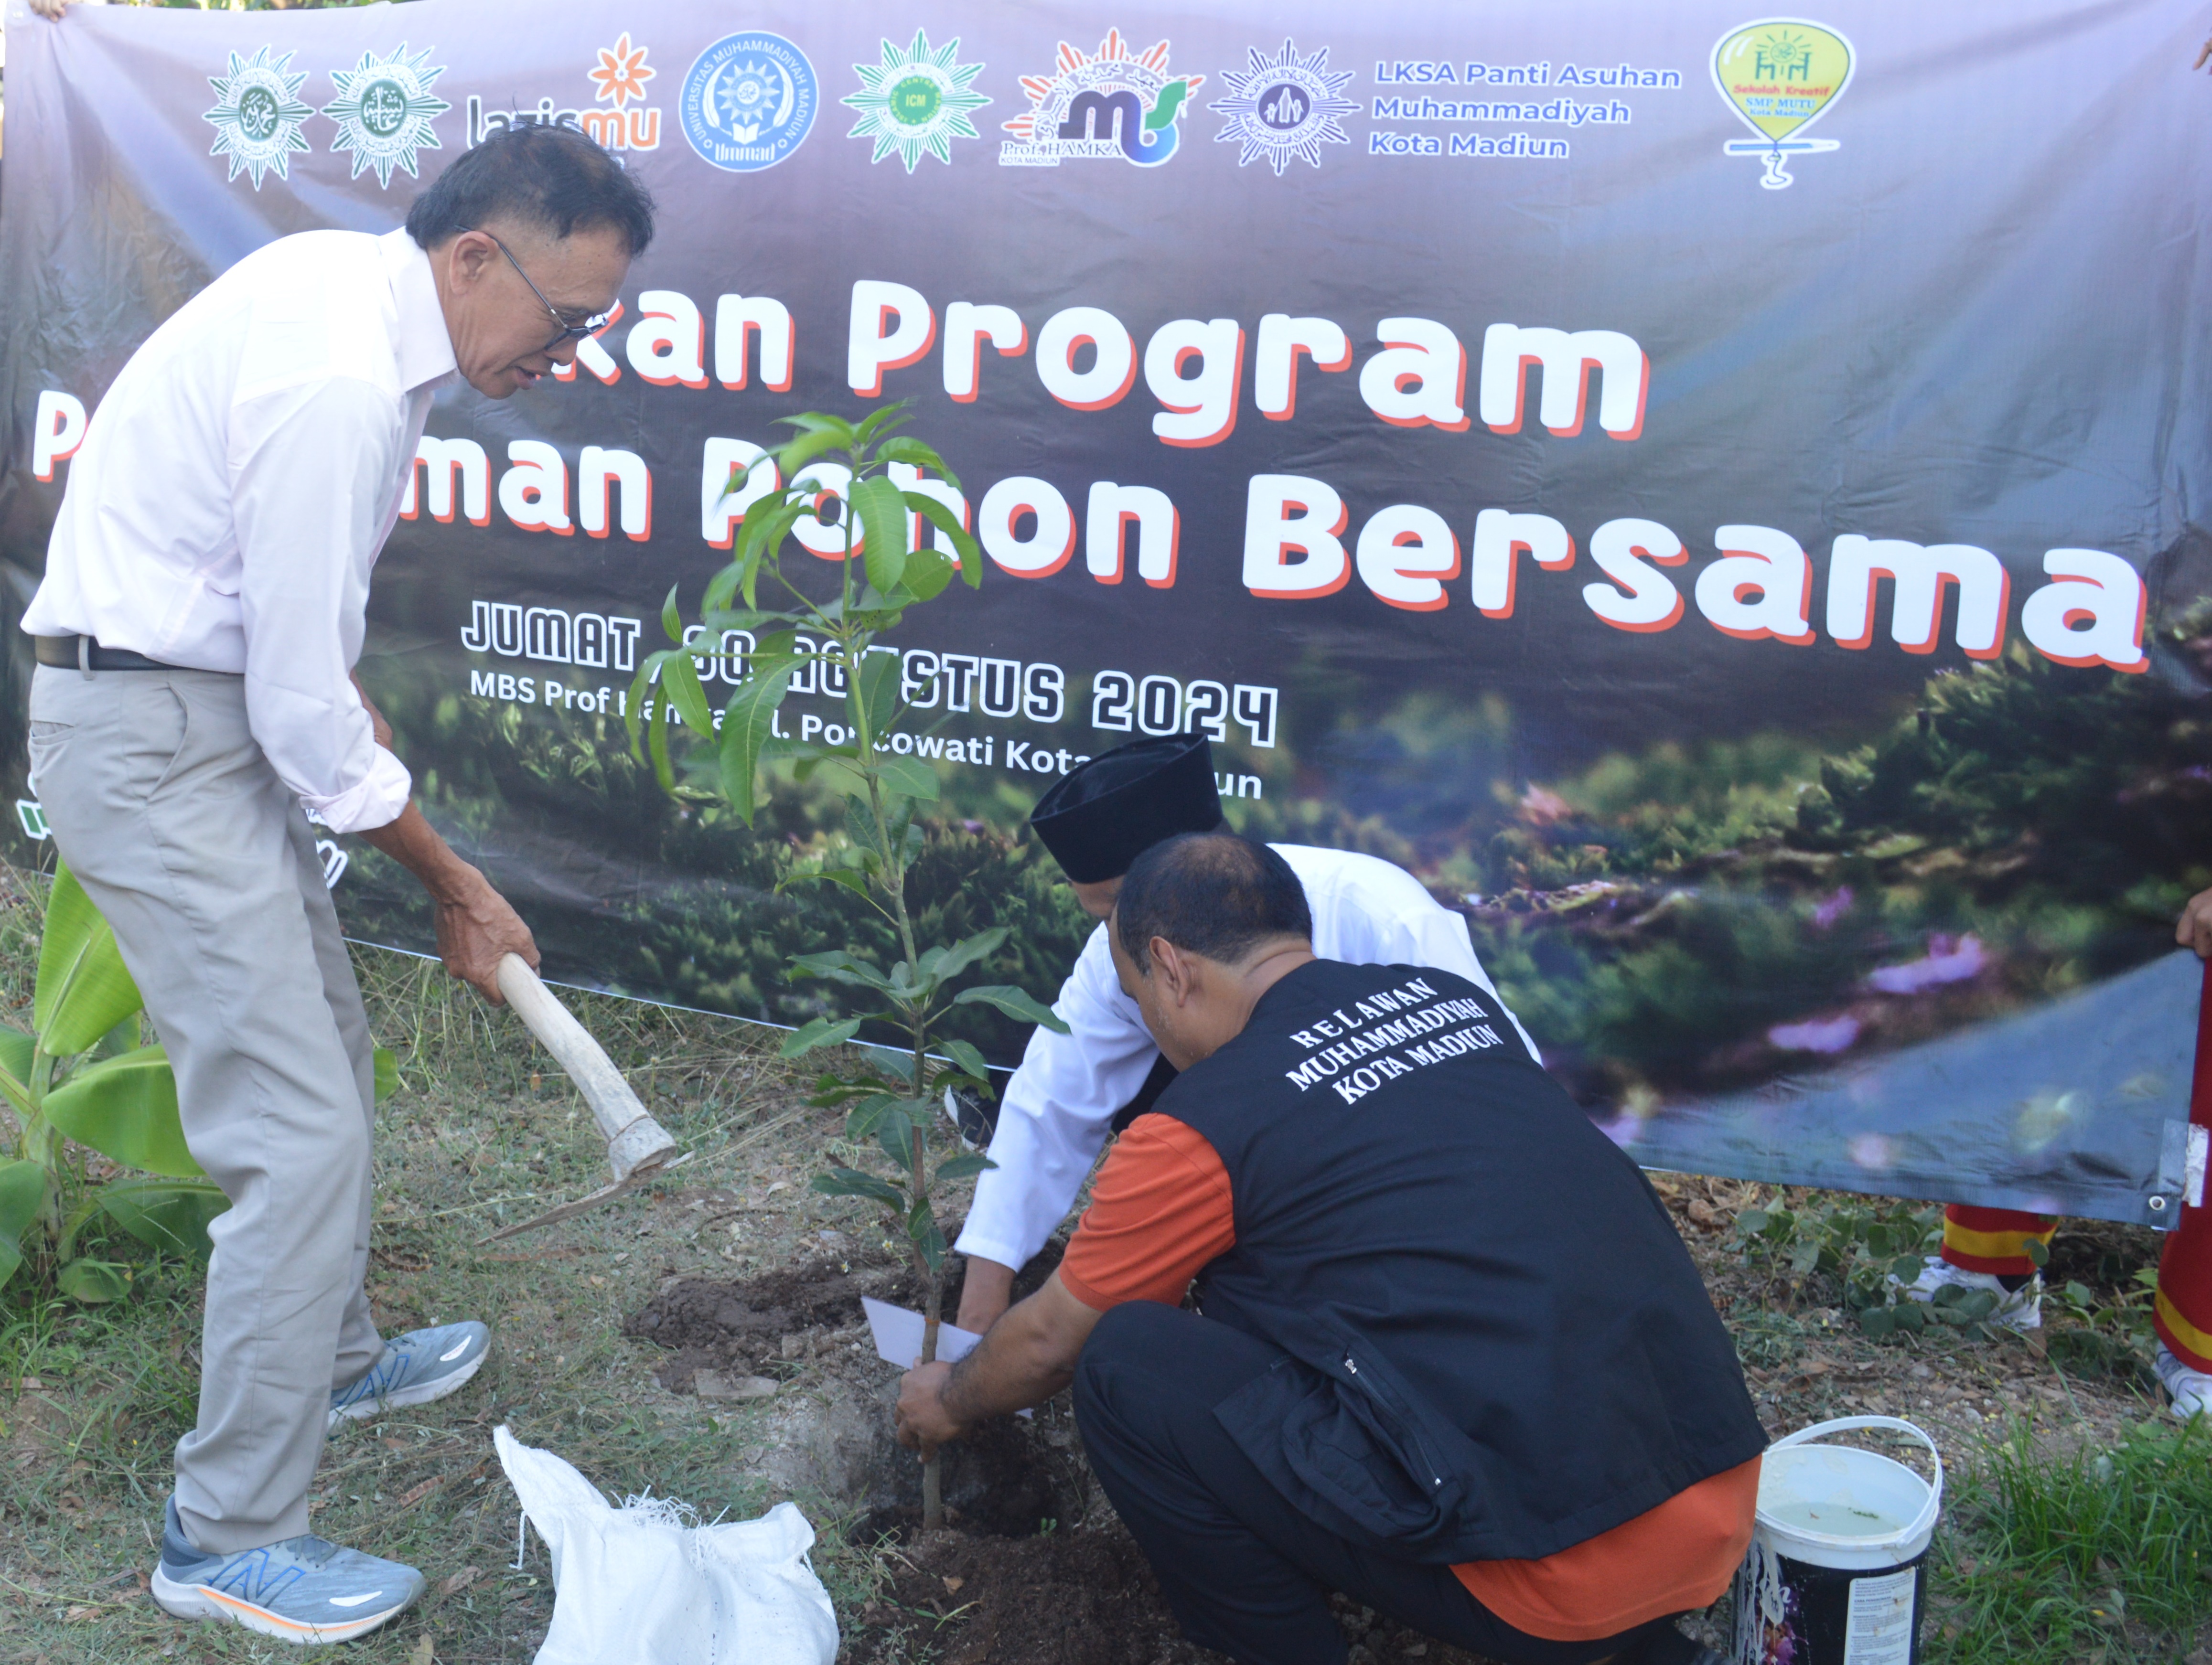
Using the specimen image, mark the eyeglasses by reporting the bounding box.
[466,227,612,353]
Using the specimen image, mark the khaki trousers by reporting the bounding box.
[28,664,381,1552]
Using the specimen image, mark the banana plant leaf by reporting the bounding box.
[0,1158,46,1287]
[57,1258,131,1303]
[99,1175,227,1259]
[43,1045,201,1178]
[34,863,144,1057]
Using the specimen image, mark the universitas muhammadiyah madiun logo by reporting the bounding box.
[844,28,990,171]
[323,44,452,188]
[1000,30,1201,168]
[203,45,313,190]
[681,31,818,173]
[1711,18,1853,189]
[1209,38,1357,175]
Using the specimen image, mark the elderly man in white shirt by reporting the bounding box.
[952,734,1539,1333]
[22,125,651,1645]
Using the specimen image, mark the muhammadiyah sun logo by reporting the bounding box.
[204,45,313,190]
[323,45,452,189]
[1711,18,1853,189]
[844,29,989,171]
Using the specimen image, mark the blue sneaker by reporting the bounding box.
[150,1498,423,1644]
[329,1321,490,1428]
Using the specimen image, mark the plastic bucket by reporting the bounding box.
[1732,1416,1943,1665]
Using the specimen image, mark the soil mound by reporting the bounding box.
[848,1518,1507,1665]
[624,1258,893,1389]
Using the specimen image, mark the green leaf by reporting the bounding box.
[877,1111,915,1171]
[660,581,684,645]
[772,425,856,480]
[906,1197,945,1272]
[0,1159,48,1288]
[900,547,956,602]
[1891,1300,1927,1332]
[0,1027,33,1118]
[811,1166,903,1208]
[845,1093,900,1142]
[36,863,146,1057]
[875,436,958,487]
[938,1040,994,1093]
[44,1046,199,1177]
[1857,1304,1897,1338]
[2023,1237,2050,1268]
[954,985,1071,1034]
[876,756,939,801]
[374,1047,400,1104]
[931,928,1009,983]
[662,649,717,737]
[718,655,800,824]
[903,493,983,587]
[57,1258,132,1303]
[849,647,902,742]
[780,1016,863,1059]
[778,866,875,901]
[100,1175,227,1259]
[850,474,911,595]
[1735,1208,1768,1237]
[788,949,895,992]
[853,402,913,448]
[934,1153,996,1183]
[778,411,857,439]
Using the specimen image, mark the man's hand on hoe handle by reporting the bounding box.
[352,673,537,1003]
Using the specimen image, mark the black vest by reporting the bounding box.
[1160,959,1765,1565]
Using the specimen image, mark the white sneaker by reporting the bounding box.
[1891,1256,2042,1332]
[2157,1345,2212,1421]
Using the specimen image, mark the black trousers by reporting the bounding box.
[1073,1302,1688,1665]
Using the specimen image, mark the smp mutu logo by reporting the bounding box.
[203,46,313,190]
[323,45,452,188]
[845,29,989,171]
[1210,39,1357,175]
[999,30,1201,168]
[1711,17,1853,188]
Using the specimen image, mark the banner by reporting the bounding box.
[4,0,2210,1226]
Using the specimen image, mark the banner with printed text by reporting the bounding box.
[4,0,2210,1226]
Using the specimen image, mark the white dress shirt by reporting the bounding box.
[953,842,1541,1272]
[25,228,454,833]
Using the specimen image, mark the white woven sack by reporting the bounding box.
[494,1424,838,1665]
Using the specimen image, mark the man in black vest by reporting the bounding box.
[898,834,1763,1665]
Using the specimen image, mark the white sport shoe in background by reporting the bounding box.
[1892,1256,2042,1332]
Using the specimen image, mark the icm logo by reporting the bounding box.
[681,31,818,172]
[1209,39,1357,174]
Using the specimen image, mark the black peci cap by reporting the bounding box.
[1029,734,1222,884]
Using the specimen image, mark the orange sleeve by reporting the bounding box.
[1058,1116,1235,1311]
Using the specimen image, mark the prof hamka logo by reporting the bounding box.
[681,31,817,172]
[324,45,451,188]
[1209,39,1356,174]
[204,45,314,189]
[1000,30,1201,168]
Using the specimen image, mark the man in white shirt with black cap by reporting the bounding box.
[22,125,651,1644]
[952,732,1538,1333]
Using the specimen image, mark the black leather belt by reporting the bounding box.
[33,635,172,672]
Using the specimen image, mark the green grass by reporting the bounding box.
[1932,1417,2212,1664]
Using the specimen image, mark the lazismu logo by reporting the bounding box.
[999,30,1201,168]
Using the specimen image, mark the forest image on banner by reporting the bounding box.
[2,0,2209,1225]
